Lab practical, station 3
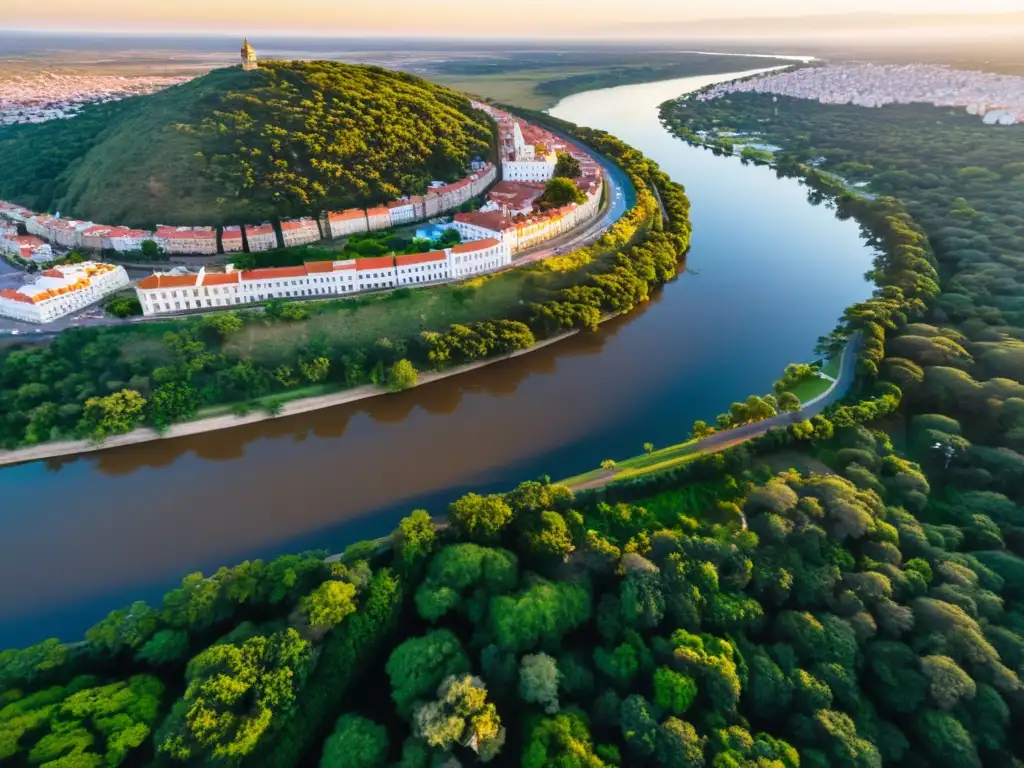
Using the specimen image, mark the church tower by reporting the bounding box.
[241,38,258,71]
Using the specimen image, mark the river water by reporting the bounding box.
[0,68,876,646]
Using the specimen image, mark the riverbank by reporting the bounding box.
[0,327,592,468]
[562,332,859,491]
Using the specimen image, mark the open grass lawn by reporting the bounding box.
[430,70,599,110]
[786,374,832,405]
[562,436,705,488]
[821,355,842,379]
[223,267,535,365]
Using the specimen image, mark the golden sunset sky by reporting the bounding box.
[5,0,1022,35]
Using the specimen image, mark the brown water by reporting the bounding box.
[1,68,877,645]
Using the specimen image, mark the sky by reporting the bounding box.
[5,0,1024,36]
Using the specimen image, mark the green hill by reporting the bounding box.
[0,62,495,228]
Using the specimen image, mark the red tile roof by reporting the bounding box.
[137,273,198,289]
[356,256,395,271]
[242,266,307,281]
[304,261,335,273]
[451,239,500,254]
[366,207,391,217]
[328,208,365,221]
[202,272,240,285]
[396,250,446,266]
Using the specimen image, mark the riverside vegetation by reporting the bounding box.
[0,113,689,449]
[7,79,1024,768]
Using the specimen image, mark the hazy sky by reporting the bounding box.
[6,0,1023,35]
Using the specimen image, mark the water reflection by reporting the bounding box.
[0,71,877,646]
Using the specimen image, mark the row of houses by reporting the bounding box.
[0,233,53,264]
[0,261,131,324]
[0,162,497,258]
[452,174,603,254]
[135,238,511,317]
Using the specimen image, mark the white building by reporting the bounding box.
[448,239,510,279]
[135,240,512,317]
[328,209,369,238]
[245,223,278,252]
[366,207,393,231]
[280,218,320,247]
[388,200,417,225]
[222,226,244,254]
[0,261,130,323]
[502,155,557,183]
[0,234,52,263]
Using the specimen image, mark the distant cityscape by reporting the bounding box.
[0,71,192,125]
[699,63,1024,125]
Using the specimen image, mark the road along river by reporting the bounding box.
[0,67,878,646]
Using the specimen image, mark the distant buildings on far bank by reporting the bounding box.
[698,63,1024,125]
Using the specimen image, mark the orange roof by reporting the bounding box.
[202,272,240,285]
[328,209,365,221]
[137,273,198,289]
[304,261,335,273]
[242,266,307,281]
[246,224,275,236]
[222,227,243,239]
[0,289,33,304]
[194,229,216,239]
[366,207,391,217]
[356,256,394,271]
[280,219,316,231]
[396,250,446,266]
[451,239,500,253]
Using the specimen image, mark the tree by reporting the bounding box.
[644,442,655,455]
[386,359,418,392]
[521,511,574,562]
[395,509,437,575]
[522,712,607,768]
[538,177,586,210]
[413,675,505,762]
[448,493,513,544]
[149,382,200,430]
[519,653,561,713]
[656,717,706,768]
[157,629,313,761]
[653,666,698,716]
[690,420,716,440]
[386,630,471,718]
[490,578,592,653]
[135,629,190,666]
[554,152,582,179]
[78,389,147,441]
[300,357,331,383]
[620,694,659,759]
[300,580,358,632]
[321,714,388,768]
[778,391,802,412]
[105,296,142,318]
[601,460,617,471]
[920,655,977,710]
[621,568,665,629]
[139,239,162,259]
[415,543,518,622]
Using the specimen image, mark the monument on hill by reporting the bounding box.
[241,38,258,71]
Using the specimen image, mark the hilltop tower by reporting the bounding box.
[241,38,258,71]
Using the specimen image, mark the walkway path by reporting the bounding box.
[568,332,861,491]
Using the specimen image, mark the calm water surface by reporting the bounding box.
[1,69,876,645]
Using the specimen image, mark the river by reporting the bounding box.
[0,67,876,647]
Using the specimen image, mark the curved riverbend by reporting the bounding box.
[1,68,877,646]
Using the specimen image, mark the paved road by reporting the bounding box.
[571,333,862,491]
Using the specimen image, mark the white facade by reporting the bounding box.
[136,239,512,317]
[280,218,320,247]
[328,210,369,238]
[502,156,557,183]
[0,262,130,323]
[388,202,417,225]
[246,225,278,252]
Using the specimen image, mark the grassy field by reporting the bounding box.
[821,355,842,379]
[431,70,599,111]
[562,436,707,488]
[785,374,832,404]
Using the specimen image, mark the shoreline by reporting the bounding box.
[0,328,587,468]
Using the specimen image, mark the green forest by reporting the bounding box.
[0,113,687,449]
[0,62,494,227]
[9,76,1024,768]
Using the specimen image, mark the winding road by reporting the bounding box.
[571,332,862,491]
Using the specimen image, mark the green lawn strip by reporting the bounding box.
[820,355,841,379]
[560,436,702,487]
[197,383,340,418]
[785,374,832,405]
[612,449,709,484]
